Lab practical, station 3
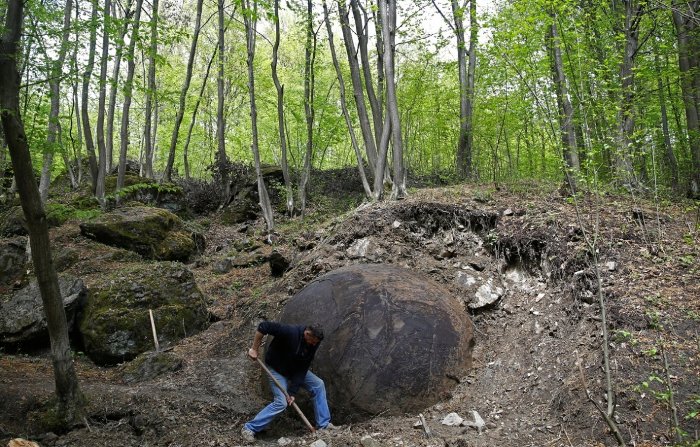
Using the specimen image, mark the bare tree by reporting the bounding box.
[547,14,580,189]
[0,0,84,425]
[271,0,294,214]
[378,0,406,199]
[299,0,317,216]
[163,0,204,182]
[323,0,372,198]
[95,0,112,203]
[117,0,145,192]
[432,0,477,179]
[337,0,378,177]
[81,0,99,193]
[106,0,133,174]
[39,0,73,203]
[216,0,230,204]
[672,1,700,197]
[243,0,275,232]
[350,0,383,150]
[143,0,160,179]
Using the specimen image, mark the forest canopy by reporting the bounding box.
[1,0,699,204]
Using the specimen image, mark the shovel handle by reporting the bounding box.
[255,357,316,433]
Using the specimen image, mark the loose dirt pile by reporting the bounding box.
[1,184,698,447]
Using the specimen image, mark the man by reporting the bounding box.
[241,321,336,441]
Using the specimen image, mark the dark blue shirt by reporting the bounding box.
[258,321,319,395]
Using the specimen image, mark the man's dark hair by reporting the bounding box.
[306,324,324,340]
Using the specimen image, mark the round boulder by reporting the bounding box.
[279,263,474,418]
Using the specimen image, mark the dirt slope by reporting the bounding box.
[1,184,698,447]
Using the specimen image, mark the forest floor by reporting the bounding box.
[1,181,699,447]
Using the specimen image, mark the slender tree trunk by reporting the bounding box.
[95,0,111,203]
[216,0,230,204]
[350,0,383,151]
[464,0,477,179]
[143,0,159,179]
[243,0,274,232]
[299,0,316,216]
[163,0,203,182]
[547,14,580,189]
[654,48,679,191]
[106,0,132,174]
[184,45,218,180]
[337,0,378,177]
[379,0,406,199]
[0,0,83,425]
[271,0,294,214]
[615,0,642,188]
[672,2,700,197]
[38,0,73,203]
[323,0,372,198]
[81,0,99,193]
[117,0,144,192]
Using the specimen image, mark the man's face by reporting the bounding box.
[303,330,321,346]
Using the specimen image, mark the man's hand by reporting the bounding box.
[247,348,258,360]
[286,395,295,406]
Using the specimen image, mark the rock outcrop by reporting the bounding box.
[79,262,209,365]
[0,276,86,347]
[79,206,205,261]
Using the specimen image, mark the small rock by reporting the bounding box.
[8,440,39,447]
[310,440,327,447]
[277,437,292,446]
[392,220,401,228]
[606,261,617,271]
[503,208,514,216]
[441,412,464,426]
[361,436,381,447]
[462,410,486,434]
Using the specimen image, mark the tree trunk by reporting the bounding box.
[0,0,83,425]
[654,46,679,191]
[216,0,230,204]
[615,0,642,189]
[243,0,274,232]
[379,0,406,199]
[81,0,99,193]
[547,14,580,190]
[672,2,700,197]
[464,0,476,179]
[323,0,372,198]
[299,0,316,216]
[184,45,218,180]
[143,0,159,179]
[337,0,378,178]
[106,0,133,174]
[95,0,111,204]
[350,0,383,152]
[71,0,83,186]
[38,0,73,203]
[163,0,203,182]
[271,0,294,214]
[117,0,144,193]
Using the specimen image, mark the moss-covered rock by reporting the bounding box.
[79,262,210,365]
[78,206,205,261]
[120,351,183,383]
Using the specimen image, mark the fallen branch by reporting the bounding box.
[418,413,432,438]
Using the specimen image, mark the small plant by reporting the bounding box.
[642,346,659,357]
[612,329,633,343]
[645,311,664,330]
[679,254,695,267]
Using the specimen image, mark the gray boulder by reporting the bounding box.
[0,276,86,346]
[280,263,474,418]
[0,237,27,292]
[79,262,210,365]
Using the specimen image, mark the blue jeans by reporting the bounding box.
[244,367,331,433]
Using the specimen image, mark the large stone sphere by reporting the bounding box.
[280,264,474,418]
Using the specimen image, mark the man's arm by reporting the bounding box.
[247,330,264,360]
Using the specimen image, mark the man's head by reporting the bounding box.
[304,324,324,346]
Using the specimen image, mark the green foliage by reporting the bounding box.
[45,203,102,225]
